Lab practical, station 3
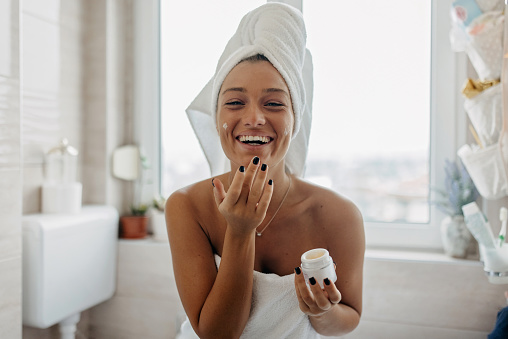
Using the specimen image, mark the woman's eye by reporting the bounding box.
[225,101,244,106]
[266,102,283,107]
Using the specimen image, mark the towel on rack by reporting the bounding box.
[186,2,314,177]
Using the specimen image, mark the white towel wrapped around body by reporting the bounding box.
[176,255,319,339]
[186,2,314,177]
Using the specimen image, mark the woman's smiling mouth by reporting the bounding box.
[237,135,273,145]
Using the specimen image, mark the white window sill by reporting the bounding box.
[365,247,482,267]
[118,238,482,267]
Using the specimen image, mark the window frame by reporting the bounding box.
[138,0,467,250]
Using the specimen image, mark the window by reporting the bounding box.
[157,0,464,249]
[160,0,265,194]
[304,0,431,225]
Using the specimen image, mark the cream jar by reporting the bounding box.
[301,248,337,288]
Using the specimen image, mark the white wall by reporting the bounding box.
[0,0,22,337]
[20,0,134,337]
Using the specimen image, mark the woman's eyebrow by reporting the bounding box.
[263,88,289,97]
[222,87,246,95]
[263,88,288,94]
[222,87,289,97]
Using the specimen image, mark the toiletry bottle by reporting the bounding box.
[301,248,337,289]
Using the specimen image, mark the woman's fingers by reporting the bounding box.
[213,157,274,233]
[294,267,312,313]
[323,278,342,305]
[220,165,246,207]
[294,267,340,316]
[256,177,273,215]
[212,178,227,208]
[247,162,269,207]
[239,157,261,204]
[308,278,334,311]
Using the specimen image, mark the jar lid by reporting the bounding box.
[47,138,78,157]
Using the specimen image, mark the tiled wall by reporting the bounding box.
[89,240,184,339]
[0,0,22,338]
[21,0,87,337]
[344,256,507,339]
[22,0,83,215]
[20,0,133,338]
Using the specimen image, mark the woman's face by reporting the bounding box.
[216,60,294,169]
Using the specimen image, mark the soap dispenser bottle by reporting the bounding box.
[42,138,82,213]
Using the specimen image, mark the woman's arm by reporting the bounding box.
[294,193,365,336]
[166,160,273,339]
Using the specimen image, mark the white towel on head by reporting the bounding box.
[186,2,314,177]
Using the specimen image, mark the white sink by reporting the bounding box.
[22,205,118,338]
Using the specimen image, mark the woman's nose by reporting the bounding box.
[243,105,265,126]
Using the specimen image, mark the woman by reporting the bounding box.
[166,3,364,338]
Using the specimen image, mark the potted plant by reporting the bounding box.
[119,153,151,239]
[149,195,168,242]
[434,159,479,258]
[120,204,149,239]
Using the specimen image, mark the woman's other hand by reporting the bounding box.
[212,156,273,236]
[294,267,342,317]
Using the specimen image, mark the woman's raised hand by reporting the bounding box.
[212,157,273,236]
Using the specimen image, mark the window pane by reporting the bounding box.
[160,0,266,196]
[303,0,431,223]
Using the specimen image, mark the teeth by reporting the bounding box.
[238,136,270,144]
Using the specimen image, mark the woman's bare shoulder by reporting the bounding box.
[167,177,213,203]
[295,178,364,241]
[297,178,362,219]
[165,177,216,220]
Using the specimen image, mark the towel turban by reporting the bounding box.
[186,2,314,177]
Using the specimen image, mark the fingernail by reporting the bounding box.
[211,178,215,187]
[324,278,330,286]
[268,179,273,185]
[295,267,301,275]
[239,166,245,172]
[253,156,259,165]
[261,163,267,171]
[309,277,316,285]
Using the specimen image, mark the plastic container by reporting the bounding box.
[42,138,82,214]
[301,248,337,289]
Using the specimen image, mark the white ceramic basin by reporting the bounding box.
[22,205,118,332]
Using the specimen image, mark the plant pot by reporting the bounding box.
[120,215,149,239]
[441,215,472,258]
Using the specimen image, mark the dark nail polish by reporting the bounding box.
[261,164,267,171]
[268,179,273,185]
[211,178,215,187]
[253,156,259,165]
[324,278,330,286]
[309,277,316,285]
[295,267,301,275]
[239,166,245,172]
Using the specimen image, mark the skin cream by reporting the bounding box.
[301,248,337,289]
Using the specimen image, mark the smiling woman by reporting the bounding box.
[165,2,364,338]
